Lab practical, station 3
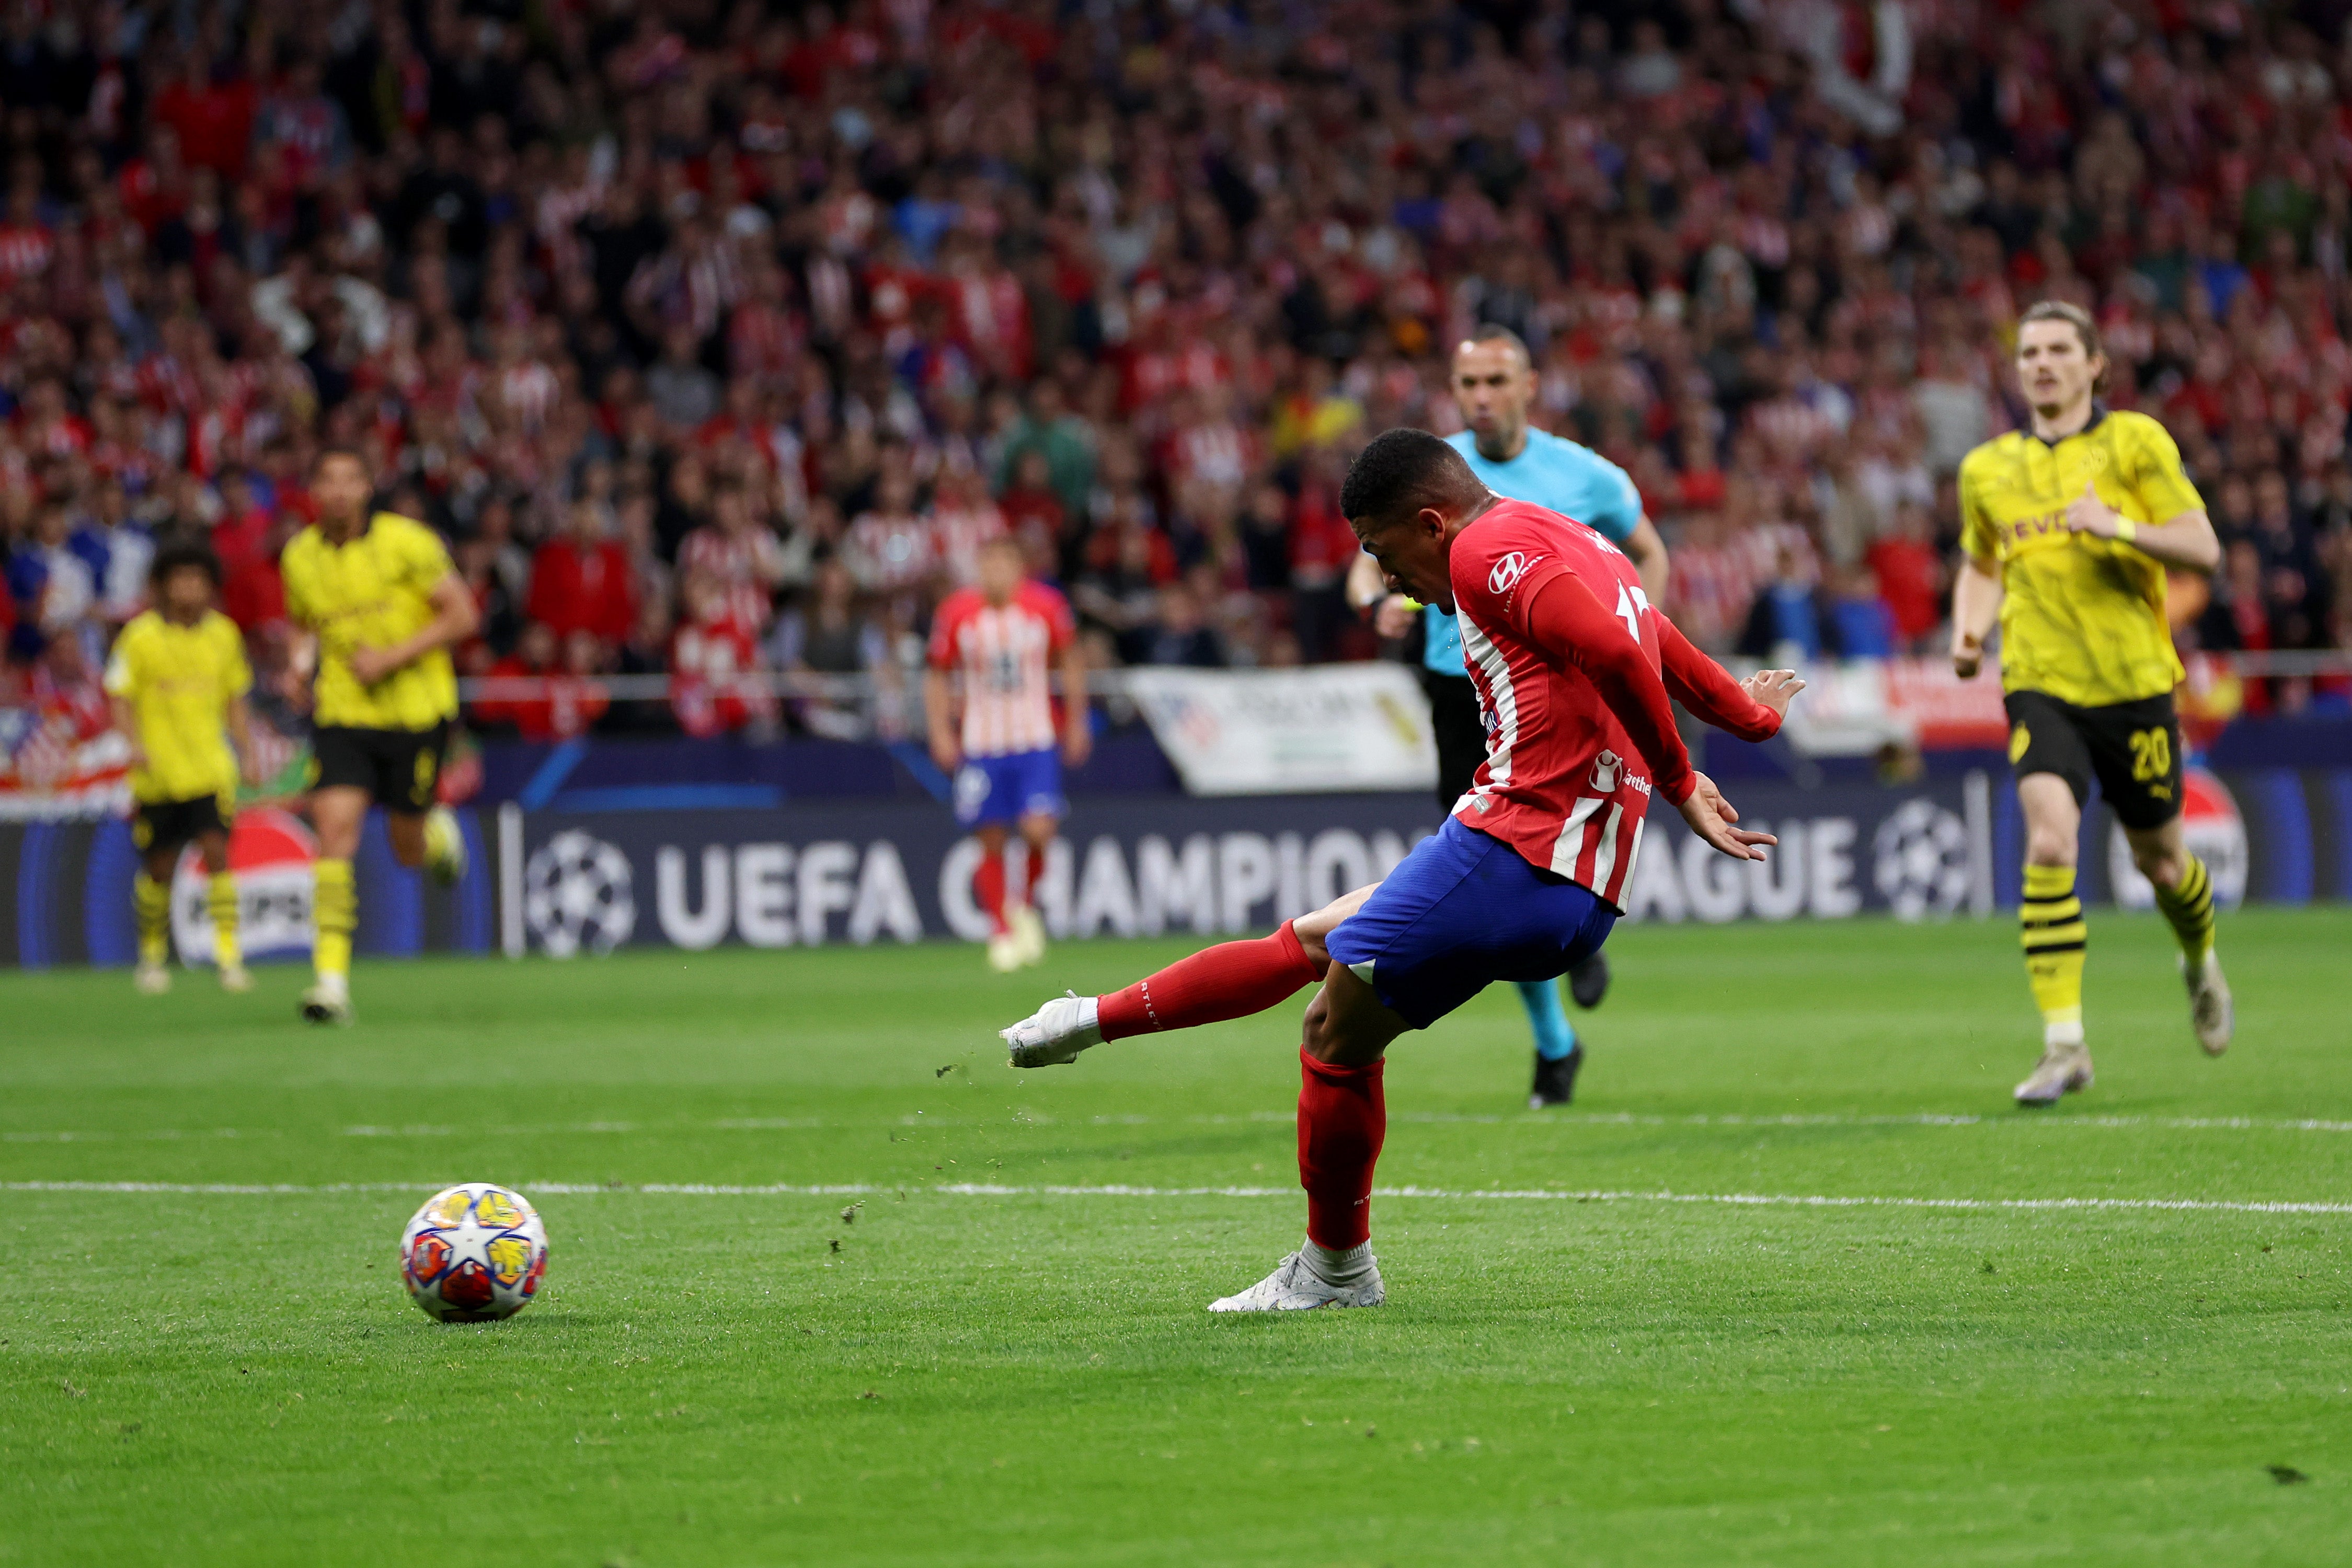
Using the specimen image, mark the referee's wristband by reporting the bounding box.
[2113,517,2137,544]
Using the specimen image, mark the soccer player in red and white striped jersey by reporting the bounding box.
[1002,430,1800,1310]
[925,537,1091,972]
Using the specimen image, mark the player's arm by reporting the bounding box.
[1521,571,1775,863]
[922,666,959,773]
[107,694,148,772]
[1949,461,2003,679]
[1620,515,1669,606]
[1348,550,1419,639]
[1950,554,2002,678]
[1655,615,1798,741]
[102,638,146,771]
[923,605,963,774]
[2061,483,2221,571]
[347,572,478,685]
[226,693,262,787]
[1059,638,1092,768]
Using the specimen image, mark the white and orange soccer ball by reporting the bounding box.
[399,1183,549,1322]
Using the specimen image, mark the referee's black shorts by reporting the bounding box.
[1421,668,1486,809]
[2003,689,2183,832]
[309,721,450,813]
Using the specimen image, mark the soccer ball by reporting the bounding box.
[399,1183,549,1323]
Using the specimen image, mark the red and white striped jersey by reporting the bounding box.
[927,582,1074,758]
[1449,499,1672,910]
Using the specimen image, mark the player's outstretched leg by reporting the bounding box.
[1519,978,1583,1107]
[1001,918,1328,1066]
[1210,967,1400,1312]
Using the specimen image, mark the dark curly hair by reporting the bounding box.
[1337,427,1485,531]
[147,538,224,591]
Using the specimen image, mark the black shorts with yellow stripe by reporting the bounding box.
[310,722,449,813]
[132,794,230,854]
[2003,689,2183,833]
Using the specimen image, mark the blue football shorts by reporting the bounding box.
[1325,816,1617,1029]
[953,747,1065,827]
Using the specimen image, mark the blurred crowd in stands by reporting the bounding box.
[4,0,2352,750]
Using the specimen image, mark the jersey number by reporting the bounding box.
[2128,727,2171,782]
[1614,584,1651,641]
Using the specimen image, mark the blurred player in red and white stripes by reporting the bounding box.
[925,537,1091,972]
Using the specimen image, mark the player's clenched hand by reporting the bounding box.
[2063,481,2118,539]
[346,644,396,684]
[930,734,961,775]
[240,752,265,788]
[1951,632,1983,680]
[1062,724,1093,768]
[1740,667,1805,719]
[1677,771,1775,862]
[1374,594,1418,640]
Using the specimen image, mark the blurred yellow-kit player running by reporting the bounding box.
[105,541,263,995]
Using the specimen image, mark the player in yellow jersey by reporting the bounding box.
[105,541,264,994]
[280,447,478,1024]
[1952,301,2229,1106]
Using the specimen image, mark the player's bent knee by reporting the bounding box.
[2024,833,2076,868]
[1302,964,1402,1068]
[1293,884,1379,952]
[2129,841,2184,887]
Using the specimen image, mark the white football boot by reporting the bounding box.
[2183,950,2233,1057]
[1009,905,1048,967]
[1208,1249,1386,1312]
[986,931,1023,973]
[1001,991,1102,1068]
[217,962,254,994]
[300,974,353,1025]
[134,960,171,996]
[2013,1040,2093,1106]
[423,806,467,886]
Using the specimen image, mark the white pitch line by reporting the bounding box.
[6,1179,2348,1216]
[10,1111,2352,1143]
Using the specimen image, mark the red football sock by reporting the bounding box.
[1096,920,1324,1041]
[972,849,1009,936]
[1298,1048,1386,1250]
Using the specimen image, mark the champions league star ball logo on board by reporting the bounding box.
[1871,798,1971,921]
[523,829,637,956]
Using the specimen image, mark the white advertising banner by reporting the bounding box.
[1120,665,1440,796]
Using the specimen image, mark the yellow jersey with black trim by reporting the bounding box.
[280,511,460,732]
[1958,407,2203,708]
[103,609,250,804]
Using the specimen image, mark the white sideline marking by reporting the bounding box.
[12,1111,2352,1143]
[7,1179,2349,1216]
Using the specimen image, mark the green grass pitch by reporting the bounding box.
[4,908,2349,1566]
